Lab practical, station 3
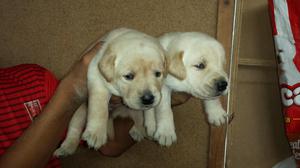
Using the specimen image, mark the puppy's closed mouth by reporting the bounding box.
[123,103,154,110]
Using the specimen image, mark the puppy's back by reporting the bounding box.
[102,28,135,42]
[160,32,217,47]
[104,28,156,44]
[159,32,182,50]
[103,28,164,59]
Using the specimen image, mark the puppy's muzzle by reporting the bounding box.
[215,79,228,93]
[140,91,155,106]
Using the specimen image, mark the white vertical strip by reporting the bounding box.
[224,0,238,167]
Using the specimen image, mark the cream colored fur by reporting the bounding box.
[110,32,229,147]
[54,28,166,156]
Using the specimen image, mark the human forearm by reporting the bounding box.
[0,77,84,168]
[0,42,101,168]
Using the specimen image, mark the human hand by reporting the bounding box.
[61,42,102,102]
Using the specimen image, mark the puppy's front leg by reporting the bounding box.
[154,85,177,147]
[82,86,111,150]
[203,98,227,126]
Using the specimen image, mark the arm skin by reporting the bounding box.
[0,42,134,168]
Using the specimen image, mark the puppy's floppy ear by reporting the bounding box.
[159,50,168,78]
[98,47,116,82]
[163,57,168,78]
[167,51,186,80]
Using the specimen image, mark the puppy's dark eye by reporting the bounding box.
[155,71,162,77]
[123,73,135,80]
[194,63,206,70]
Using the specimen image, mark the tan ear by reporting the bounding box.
[167,51,186,80]
[163,57,168,78]
[98,48,116,82]
[160,50,168,78]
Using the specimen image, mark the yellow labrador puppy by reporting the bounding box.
[54,28,166,156]
[152,32,228,146]
[110,32,229,147]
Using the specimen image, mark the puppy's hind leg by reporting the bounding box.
[111,106,146,142]
[129,110,146,142]
[54,103,87,157]
[144,108,156,138]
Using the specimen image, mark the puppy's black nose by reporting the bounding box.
[216,80,228,92]
[141,92,155,105]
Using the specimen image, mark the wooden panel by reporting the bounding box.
[226,0,292,167]
[239,58,276,67]
[238,0,276,60]
[208,0,236,167]
[227,67,291,168]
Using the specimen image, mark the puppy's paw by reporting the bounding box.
[82,128,107,150]
[54,139,79,157]
[154,124,177,147]
[129,126,146,142]
[207,108,228,126]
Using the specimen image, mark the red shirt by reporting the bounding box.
[0,64,61,168]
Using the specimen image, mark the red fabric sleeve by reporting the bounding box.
[0,64,61,168]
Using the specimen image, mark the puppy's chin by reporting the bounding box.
[193,83,228,100]
[123,99,157,110]
[124,100,153,110]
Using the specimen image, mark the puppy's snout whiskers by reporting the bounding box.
[198,84,213,97]
[205,83,214,92]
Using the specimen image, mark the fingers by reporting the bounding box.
[86,42,102,56]
[80,42,103,66]
[83,39,104,55]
